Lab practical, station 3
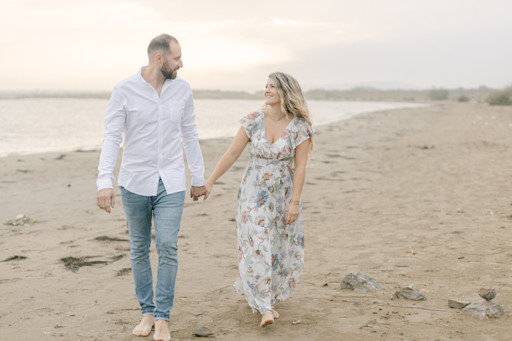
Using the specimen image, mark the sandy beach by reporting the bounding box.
[1,102,512,340]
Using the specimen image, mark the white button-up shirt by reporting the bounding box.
[97,67,205,196]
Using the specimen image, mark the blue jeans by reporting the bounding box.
[120,180,185,320]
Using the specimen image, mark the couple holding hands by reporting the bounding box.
[96,33,313,340]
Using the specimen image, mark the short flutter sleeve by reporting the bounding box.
[294,119,314,147]
[239,111,261,139]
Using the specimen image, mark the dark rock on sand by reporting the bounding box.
[392,285,426,301]
[340,272,384,293]
[193,327,214,337]
[478,288,496,301]
[462,301,504,320]
[448,299,470,309]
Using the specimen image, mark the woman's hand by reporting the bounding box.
[286,201,300,224]
[204,179,214,200]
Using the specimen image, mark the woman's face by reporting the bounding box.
[264,78,281,106]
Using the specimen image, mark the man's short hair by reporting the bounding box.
[147,34,178,56]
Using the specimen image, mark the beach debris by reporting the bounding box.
[4,214,36,226]
[478,288,496,301]
[462,301,504,320]
[110,254,125,262]
[2,255,27,262]
[420,145,434,150]
[192,327,214,337]
[94,235,129,242]
[411,144,435,150]
[116,268,131,277]
[292,320,302,325]
[392,285,426,301]
[61,256,108,272]
[359,319,379,332]
[340,272,384,293]
[448,299,470,309]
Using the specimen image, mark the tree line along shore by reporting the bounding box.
[1,85,511,105]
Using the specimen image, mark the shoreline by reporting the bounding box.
[1,102,512,340]
[0,101,426,159]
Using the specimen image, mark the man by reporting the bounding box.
[96,34,206,341]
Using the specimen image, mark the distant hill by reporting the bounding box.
[0,86,499,102]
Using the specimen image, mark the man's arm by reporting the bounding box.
[181,93,206,201]
[96,87,126,213]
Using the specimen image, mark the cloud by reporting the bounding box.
[1,0,512,90]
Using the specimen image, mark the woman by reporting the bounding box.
[204,72,314,328]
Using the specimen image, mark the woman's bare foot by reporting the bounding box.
[260,311,274,328]
[272,309,280,319]
[153,319,171,341]
[132,315,154,337]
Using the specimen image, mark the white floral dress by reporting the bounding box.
[233,111,314,314]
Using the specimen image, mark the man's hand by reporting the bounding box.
[97,188,115,213]
[190,185,207,201]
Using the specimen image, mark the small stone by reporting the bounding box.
[392,285,426,301]
[340,273,384,293]
[292,320,302,325]
[4,214,37,226]
[462,301,504,320]
[193,327,213,337]
[448,299,470,309]
[478,288,496,301]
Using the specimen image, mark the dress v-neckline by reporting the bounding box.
[262,112,294,146]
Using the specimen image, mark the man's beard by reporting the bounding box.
[161,68,176,79]
[161,59,177,79]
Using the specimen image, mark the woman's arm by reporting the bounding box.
[286,139,310,223]
[204,126,250,199]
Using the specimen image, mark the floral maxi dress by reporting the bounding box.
[233,111,314,314]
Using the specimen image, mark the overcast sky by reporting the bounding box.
[1,0,511,91]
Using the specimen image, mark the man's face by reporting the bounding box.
[161,41,183,80]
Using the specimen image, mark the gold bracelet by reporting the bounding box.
[291,200,300,205]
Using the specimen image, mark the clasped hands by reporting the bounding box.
[190,185,207,201]
[97,185,208,214]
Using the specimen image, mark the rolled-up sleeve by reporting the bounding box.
[181,93,205,187]
[96,87,126,191]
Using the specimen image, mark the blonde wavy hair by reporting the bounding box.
[266,72,313,151]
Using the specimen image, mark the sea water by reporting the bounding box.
[0,98,424,156]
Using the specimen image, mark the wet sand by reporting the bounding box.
[1,102,511,340]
